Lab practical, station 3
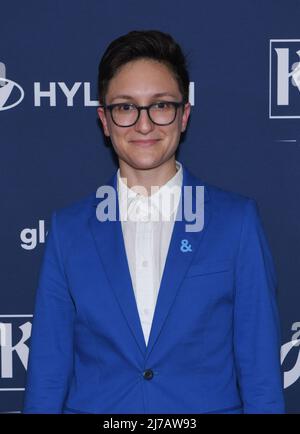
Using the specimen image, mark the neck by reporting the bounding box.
[119,158,177,196]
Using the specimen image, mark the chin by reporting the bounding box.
[130,159,160,170]
[121,152,160,169]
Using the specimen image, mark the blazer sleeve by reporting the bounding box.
[23,211,75,413]
[233,199,285,413]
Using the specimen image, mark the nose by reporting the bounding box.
[134,108,155,134]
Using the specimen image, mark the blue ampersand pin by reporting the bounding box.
[180,239,192,253]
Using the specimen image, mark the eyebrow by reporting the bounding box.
[109,92,179,102]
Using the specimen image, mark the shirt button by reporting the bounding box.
[143,369,154,380]
[144,308,149,315]
[142,260,148,267]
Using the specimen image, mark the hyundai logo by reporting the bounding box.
[0,63,24,111]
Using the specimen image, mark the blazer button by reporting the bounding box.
[143,369,154,380]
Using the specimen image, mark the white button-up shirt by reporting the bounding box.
[117,161,183,346]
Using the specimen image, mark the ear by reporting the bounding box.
[97,106,110,137]
[181,102,191,132]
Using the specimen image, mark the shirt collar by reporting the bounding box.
[117,161,183,221]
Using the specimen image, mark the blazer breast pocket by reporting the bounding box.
[186,260,232,278]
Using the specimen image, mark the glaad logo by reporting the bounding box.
[20,220,48,250]
[0,63,24,111]
[281,321,300,389]
[0,315,32,391]
[269,39,300,118]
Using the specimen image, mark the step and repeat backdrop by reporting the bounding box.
[0,0,299,413]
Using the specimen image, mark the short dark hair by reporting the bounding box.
[98,30,189,104]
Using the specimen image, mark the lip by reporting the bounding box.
[130,139,160,147]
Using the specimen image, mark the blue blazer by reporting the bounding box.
[23,165,285,414]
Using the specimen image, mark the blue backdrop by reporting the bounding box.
[0,0,299,413]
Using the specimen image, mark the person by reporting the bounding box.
[23,30,285,414]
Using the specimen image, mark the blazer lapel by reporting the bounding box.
[145,167,211,359]
[88,166,211,360]
[88,173,147,356]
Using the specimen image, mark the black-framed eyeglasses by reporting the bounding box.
[100,101,185,127]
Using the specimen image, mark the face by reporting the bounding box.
[97,58,190,172]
